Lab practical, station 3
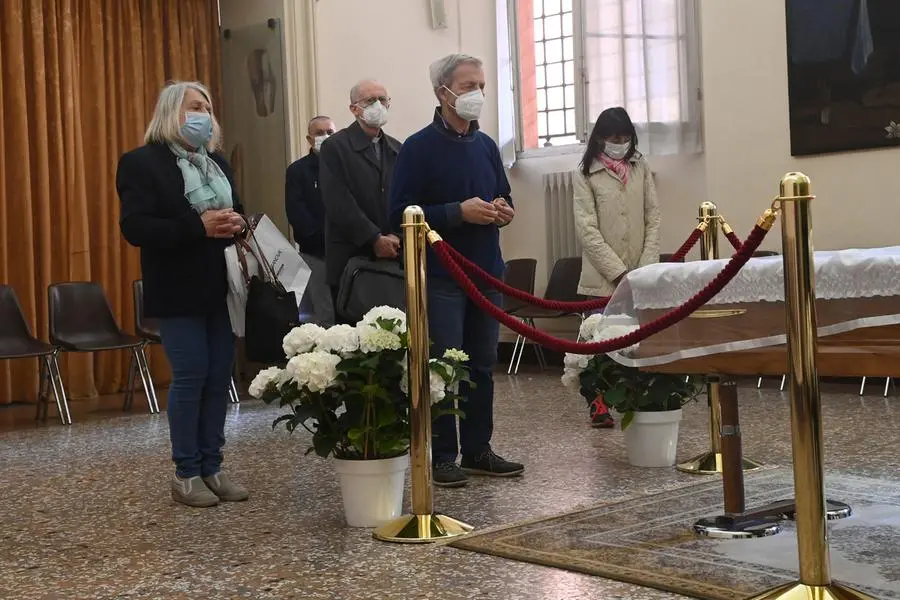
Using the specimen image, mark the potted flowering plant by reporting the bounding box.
[562,314,701,467]
[249,306,469,527]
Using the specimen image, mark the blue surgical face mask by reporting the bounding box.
[181,112,213,148]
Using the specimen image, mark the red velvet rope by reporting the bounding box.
[725,230,743,252]
[666,227,703,263]
[440,223,707,312]
[441,243,610,313]
[430,223,769,354]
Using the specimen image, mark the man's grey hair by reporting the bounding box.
[429,54,483,99]
[144,81,221,151]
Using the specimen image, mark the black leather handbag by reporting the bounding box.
[245,275,298,364]
[236,231,298,365]
[336,257,405,324]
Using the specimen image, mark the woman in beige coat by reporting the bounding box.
[572,107,660,426]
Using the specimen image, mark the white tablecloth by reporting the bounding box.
[603,245,900,367]
[627,246,900,310]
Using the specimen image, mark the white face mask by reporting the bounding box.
[445,86,485,121]
[603,141,631,160]
[358,101,389,128]
[313,134,329,153]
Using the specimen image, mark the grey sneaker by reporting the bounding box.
[171,476,219,507]
[203,472,249,502]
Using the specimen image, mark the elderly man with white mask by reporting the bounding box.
[320,80,402,300]
[389,54,523,488]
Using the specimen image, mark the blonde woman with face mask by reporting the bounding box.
[572,106,661,428]
[117,81,249,508]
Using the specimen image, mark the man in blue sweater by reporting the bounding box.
[389,54,524,487]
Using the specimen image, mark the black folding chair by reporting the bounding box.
[49,282,160,419]
[508,257,585,374]
[0,285,69,424]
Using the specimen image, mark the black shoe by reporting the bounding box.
[461,448,524,477]
[433,461,468,488]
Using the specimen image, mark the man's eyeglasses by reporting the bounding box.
[357,96,391,108]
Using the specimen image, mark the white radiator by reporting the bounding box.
[543,171,581,276]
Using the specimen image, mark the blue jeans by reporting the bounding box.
[158,302,235,479]
[428,277,501,464]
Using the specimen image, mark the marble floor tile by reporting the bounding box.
[0,373,896,599]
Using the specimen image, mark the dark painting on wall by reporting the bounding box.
[785,0,900,156]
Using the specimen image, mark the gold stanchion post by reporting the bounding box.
[678,201,764,475]
[749,174,873,599]
[373,206,473,544]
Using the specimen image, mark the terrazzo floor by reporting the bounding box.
[0,371,896,600]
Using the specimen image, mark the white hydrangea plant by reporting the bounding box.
[560,313,700,429]
[282,323,326,358]
[316,324,359,357]
[563,314,641,390]
[250,306,469,459]
[285,351,342,393]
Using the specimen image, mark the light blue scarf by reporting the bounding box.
[169,143,234,213]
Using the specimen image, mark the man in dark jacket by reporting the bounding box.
[389,54,523,488]
[284,115,335,258]
[319,80,402,290]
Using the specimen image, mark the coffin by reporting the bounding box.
[607,247,900,377]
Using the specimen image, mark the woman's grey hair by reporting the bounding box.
[144,81,222,151]
[429,54,483,99]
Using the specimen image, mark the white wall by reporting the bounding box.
[700,0,900,252]
[313,0,706,293]
[314,0,498,140]
[310,0,899,293]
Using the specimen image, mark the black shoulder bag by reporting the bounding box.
[238,226,299,365]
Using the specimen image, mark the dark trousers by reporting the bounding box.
[428,277,501,464]
[158,302,235,479]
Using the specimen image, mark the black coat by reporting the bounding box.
[319,121,402,285]
[116,142,243,319]
[285,152,325,258]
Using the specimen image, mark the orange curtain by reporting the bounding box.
[0,0,222,404]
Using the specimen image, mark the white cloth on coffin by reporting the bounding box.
[627,246,900,310]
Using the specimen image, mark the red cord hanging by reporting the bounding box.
[429,221,771,355]
[440,223,710,312]
[666,226,704,263]
[441,243,610,313]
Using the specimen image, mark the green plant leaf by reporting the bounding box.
[347,427,368,443]
[603,386,628,410]
[621,410,635,431]
[313,433,338,458]
[376,403,397,428]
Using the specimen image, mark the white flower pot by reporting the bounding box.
[623,409,682,468]
[333,454,409,527]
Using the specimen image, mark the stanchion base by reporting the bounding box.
[693,515,783,539]
[748,581,877,599]
[768,499,853,522]
[372,513,474,544]
[676,451,765,475]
